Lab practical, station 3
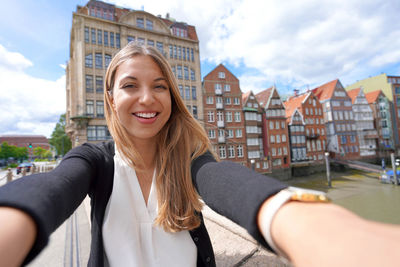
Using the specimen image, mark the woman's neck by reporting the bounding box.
[133,139,157,170]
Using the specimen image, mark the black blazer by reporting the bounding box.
[0,141,287,266]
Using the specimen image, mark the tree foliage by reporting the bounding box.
[49,114,72,156]
[0,142,28,161]
[33,147,52,159]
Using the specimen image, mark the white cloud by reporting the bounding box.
[0,44,33,71]
[0,45,65,137]
[110,0,400,90]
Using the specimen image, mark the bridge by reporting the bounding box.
[331,159,383,173]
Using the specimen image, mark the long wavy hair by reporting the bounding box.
[104,43,211,232]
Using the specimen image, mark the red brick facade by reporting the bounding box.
[203,64,247,165]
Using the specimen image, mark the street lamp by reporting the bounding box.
[250,159,255,171]
[324,152,331,187]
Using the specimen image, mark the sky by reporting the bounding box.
[0,0,399,138]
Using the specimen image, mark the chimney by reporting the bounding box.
[294,89,299,96]
[166,13,170,19]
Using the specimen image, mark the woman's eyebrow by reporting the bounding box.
[154,77,167,82]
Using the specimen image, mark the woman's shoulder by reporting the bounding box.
[64,140,115,162]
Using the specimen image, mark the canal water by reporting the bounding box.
[285,170,400,225]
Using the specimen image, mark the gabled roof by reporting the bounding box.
[347,88,361,104]
[312,79,339,101]
[203,63,239,82]
[255,87,274,108]
[284,93,308,120]
[365,90,382,104]
[242,91,251,103]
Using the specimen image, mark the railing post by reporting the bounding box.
[391,153,399,185]
[325,152,331,187]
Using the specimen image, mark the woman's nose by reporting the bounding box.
[138,87,155,105]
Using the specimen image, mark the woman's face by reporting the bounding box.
[112,55,172,145]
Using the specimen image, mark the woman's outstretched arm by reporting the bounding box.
[0,207,36,267]
[258,198,400,267]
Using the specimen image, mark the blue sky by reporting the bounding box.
[0,0,399,137]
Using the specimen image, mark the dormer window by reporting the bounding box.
[146,19,153,30]
[137,18,144,28]
[218,72,225,79]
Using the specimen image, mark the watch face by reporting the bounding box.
[288,187,330,202]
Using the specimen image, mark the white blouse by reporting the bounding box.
[102,149,197,267]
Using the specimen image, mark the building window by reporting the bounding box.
[169,45,173,58]
[190,69,195,81]
[191,48,194,61]
[85,27,89,43]
[270,135,275,143]
[227,129,234,138]
[208,129,216,139]
[228,146,235,158]
[97,126,107,140]
[218,72,225,79]
[234,98,240,105]
[282,134,286,142]
[177,65,182,79]
[96,100,104,117]
[183,47,186,60]
[110,32,114,47]
[127,35,135,43]
[86,75,93,92]
[178,85,183,98]
[225,97,231,105]
[104,31,108,46]
[91,28,96,44]
[174,45,177,59]
[236,129,242,138]
[95,53,103,69]
[224,84,231,92]
[191,86,197,100]
[184,66,189,80]
[226,112,232,122]
[178,46,182,59]
[237,145,243,157]
[146,19,153,30]
[116,33,120,48]
[147,40,154,47]
[219,146,226,159]
[156,42,163,54]
[193,105,198,119]
[97,30,102,45]
[104,54,112,69]
[95,76,103,93]
[87,126,96,141]
[185,86,190,100]
[234,112,241,122]
[137,18,144,28]
[85,53,93,68]
[207,111,215,122]
[86,100,94,116]
[206,96,213,104]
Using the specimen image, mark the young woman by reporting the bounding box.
[0,43,399,267]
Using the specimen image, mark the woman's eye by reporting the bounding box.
[155,85,168,90]
[121,84,136,89]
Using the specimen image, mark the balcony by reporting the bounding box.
[306,134,319,139]
[217,120,224,128]
[215,88,223,95]
[218,136,225,143]
[216,103,223,109]
[363,129,378,139]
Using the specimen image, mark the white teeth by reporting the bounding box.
[135,112,157,118]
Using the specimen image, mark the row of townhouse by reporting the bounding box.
[202,63,397,174]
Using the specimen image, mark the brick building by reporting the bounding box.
[256,86,290,169]
[347,88,378,157]
[0,135,50,158]
[346,74,400,153]
[66,0,203,146]
[284,91,326,162]
[313,79,360,159]
[203,64,247,165]
[365,90,395,156]
[285,107,307,163]
[242,91,270,172]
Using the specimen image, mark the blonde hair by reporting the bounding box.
[104,43,211,231]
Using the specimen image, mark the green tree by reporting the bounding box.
[33,147,52,159]
[0,142,28,161]
[49,114,72,156]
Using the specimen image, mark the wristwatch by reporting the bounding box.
[259,186,330,259]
